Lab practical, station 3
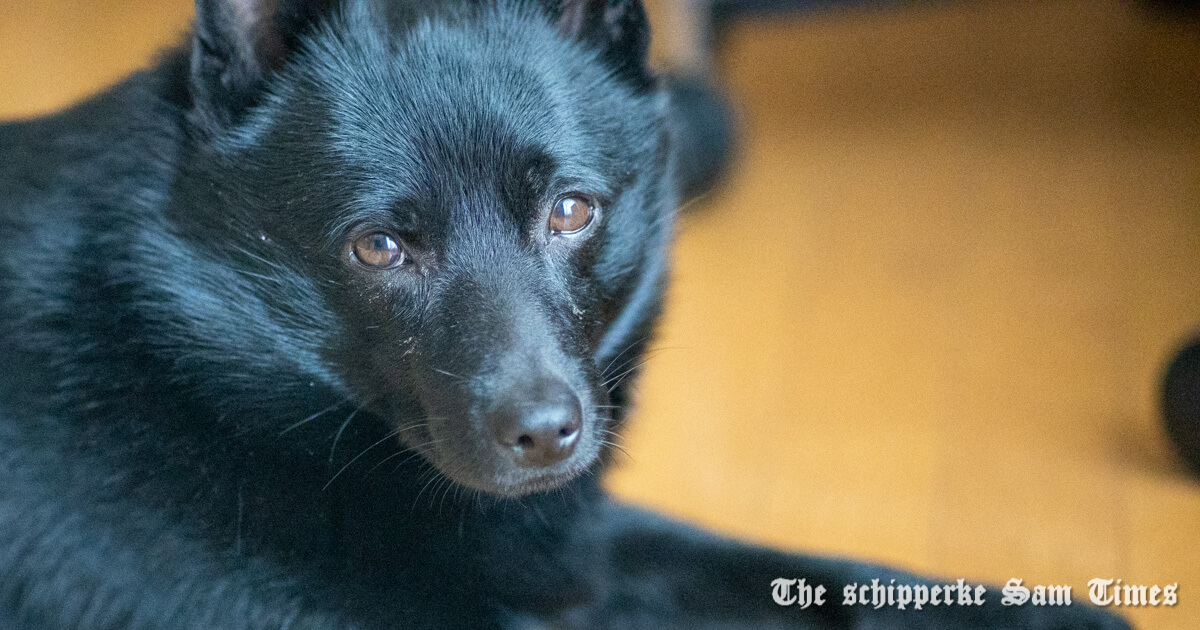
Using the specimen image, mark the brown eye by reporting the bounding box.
[549,195,594,234]
[351,232,405,268]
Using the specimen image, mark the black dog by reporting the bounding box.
[0,1,1129,628]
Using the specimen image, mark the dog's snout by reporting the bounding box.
[489,379,582,468]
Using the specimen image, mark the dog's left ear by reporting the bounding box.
[553,0,652,88]
[190,0,337,130]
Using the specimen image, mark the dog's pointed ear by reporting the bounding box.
[553,0,652,88]
[190,0,335,128]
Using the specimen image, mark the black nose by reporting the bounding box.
[490,380,582,468]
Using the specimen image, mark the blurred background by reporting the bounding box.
[1,1,1197,628]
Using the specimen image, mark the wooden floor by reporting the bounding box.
[2,2,1198,628]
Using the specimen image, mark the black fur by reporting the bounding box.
[0,1,1129,628]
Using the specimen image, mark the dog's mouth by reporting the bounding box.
[395,412,600,498]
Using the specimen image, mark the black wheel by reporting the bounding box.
[1163,337,1200,476]
[667,74,736,204]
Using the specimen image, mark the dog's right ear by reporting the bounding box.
[552,0,652,89]
[190,0,336,129]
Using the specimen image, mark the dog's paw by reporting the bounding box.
[1001,605,1133,630]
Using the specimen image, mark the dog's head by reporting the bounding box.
[153,0,674,497]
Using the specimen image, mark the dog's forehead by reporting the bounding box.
[315,14,595,180]
[294,10,619,235]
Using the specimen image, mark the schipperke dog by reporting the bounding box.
[0,1,1129,628]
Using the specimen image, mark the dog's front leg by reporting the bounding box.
[573,502,1131,630]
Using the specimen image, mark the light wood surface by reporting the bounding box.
[2,2,1197,628]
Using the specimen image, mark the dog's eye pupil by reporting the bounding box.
[549,196,593,234]
[352,232,404,268]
